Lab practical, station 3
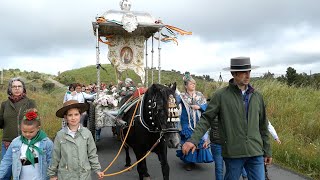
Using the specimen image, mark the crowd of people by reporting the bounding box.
[0,57,281,180]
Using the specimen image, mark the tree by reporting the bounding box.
[286,67,297,86]
[262,71,274,79]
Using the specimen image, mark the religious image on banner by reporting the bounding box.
[120,46,133,64]
[108,35,145,84]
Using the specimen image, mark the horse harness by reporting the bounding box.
[137,93,180,134]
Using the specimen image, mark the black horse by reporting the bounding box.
[119,83,180,180]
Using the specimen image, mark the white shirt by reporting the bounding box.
[268,121,279,140]
[67,125,81,138]
[20,141,40,159]
[70,92,95,103]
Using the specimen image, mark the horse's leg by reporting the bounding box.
[124,145,132,167]
[133,148,150,180]
[157,142,170,180]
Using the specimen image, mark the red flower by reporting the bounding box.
[25,111,37,121]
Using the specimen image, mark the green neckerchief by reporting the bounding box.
[20,130,47,166]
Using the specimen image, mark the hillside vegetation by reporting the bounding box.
[0,68,319,179]
[55,64,220,97]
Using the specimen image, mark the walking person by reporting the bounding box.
[70,83,95,127]
[0,108,53,180]
[176,72,213,171]
[182,57,272,180]
[0,77,36,180]
[47,100,104,180]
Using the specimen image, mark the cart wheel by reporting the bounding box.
[87,102,96,140]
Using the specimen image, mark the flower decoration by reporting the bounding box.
[23,110,40,121]
[94,91,119,108]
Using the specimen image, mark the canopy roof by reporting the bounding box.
[92,10,163,38]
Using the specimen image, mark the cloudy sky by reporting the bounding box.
[1,0,319,81]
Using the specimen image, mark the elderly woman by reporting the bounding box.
[176,72,213,171]
[0,77,36,179]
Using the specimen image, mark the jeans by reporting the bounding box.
[224,156,265,180]
[1,142,12,180]
[211,143,224,180]
[242,167,248,177]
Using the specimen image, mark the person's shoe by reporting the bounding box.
[242,176,248,180]
[184,163,195,171]
[184,164,192,171]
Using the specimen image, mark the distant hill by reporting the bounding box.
[0,68,57,92]
[55,64,221,97]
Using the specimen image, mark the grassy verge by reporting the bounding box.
[253,79,320,179]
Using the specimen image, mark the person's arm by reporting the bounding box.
[47,134,61,178]
[183,92,219,154]
[46,138,54,169]
[198,103,207,112]
[189,92,220,145]
[268,121,281,144]
[0,102,5,129]
[175,93,182,105]
[87,132,101,173]
[0,142,13,178]
[259,96,272,164]
[268,121,279,140]
[82,92,96,100]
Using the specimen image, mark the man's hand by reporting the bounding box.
[182,142,196,155]
[264,156,273,165]
[275,138,281,144]
[50,177,58,180]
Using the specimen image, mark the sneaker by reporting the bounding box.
[242,176,248,180]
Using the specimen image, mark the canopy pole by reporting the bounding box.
[95,22,101,97]
[151,34,154,84]
[145,39,148,87]
[157,30,162,84]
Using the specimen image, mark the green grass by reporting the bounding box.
[252,79,320,179]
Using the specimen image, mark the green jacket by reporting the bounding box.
[0,97,36,141]
[189,80,271,158]
[47,126,101,180]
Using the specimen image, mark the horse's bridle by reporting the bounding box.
[139,92,180,134]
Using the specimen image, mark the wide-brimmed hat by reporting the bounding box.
[223,57,259,71]
[56,100,88,118]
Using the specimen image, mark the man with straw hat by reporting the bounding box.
[182,57,272,180]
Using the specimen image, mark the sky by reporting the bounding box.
[1,0,320,81]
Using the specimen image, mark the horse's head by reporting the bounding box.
[143,83,180,148]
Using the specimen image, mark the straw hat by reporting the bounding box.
[223,57,259,71]
[56,100,88,118]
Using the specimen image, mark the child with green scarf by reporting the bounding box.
[0,108,53,180]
